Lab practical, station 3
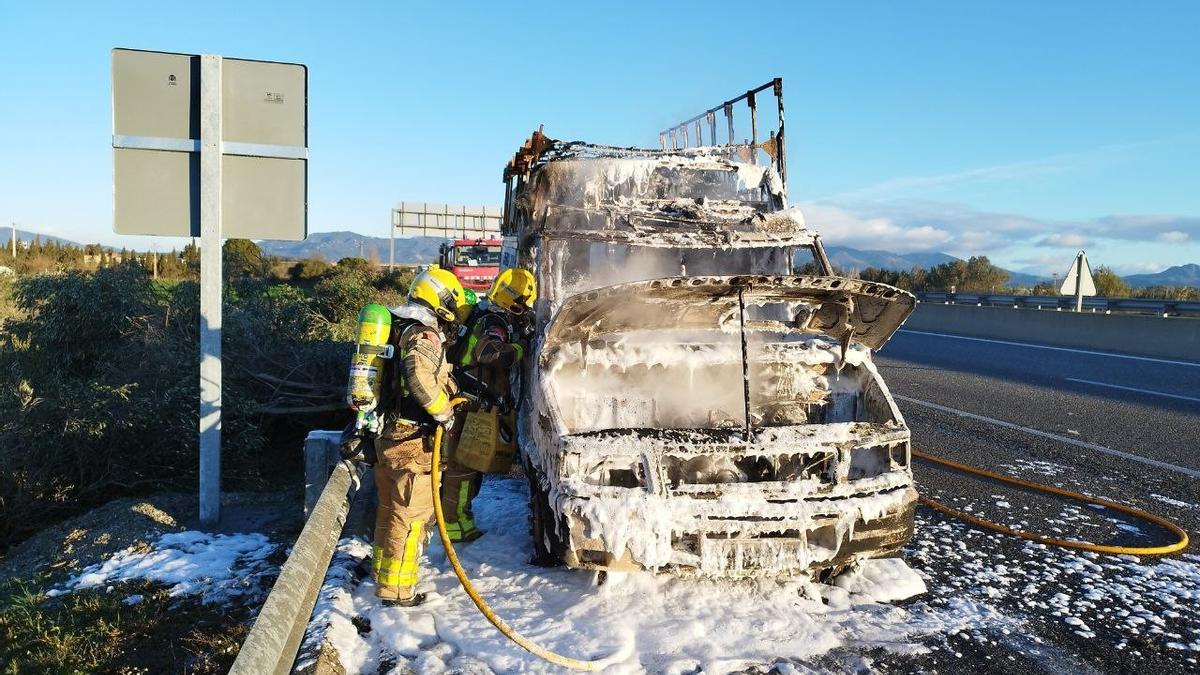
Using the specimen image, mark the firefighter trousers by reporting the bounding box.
[438,415,482,541]
[440,460,482,542]
[372,427,434,602]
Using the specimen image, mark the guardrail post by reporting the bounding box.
[304,431,342,519]
[232,454,364,675]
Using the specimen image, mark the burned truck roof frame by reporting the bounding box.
[503,128,918,578]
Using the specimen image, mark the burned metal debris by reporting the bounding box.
[501,134,917,577]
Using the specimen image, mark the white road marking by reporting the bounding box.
[896,394,1200,479]
[897,329,1200,368]
[1066,378,1200,404]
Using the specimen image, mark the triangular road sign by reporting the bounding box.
[1059,251,1096,296]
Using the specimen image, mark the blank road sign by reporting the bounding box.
[112,48,308,241]
[223,155,306,240]
[112,49,201,237]
[221,57,307,240]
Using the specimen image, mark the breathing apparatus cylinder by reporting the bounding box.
[347,304,393,418]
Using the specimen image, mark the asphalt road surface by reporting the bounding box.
[856,328,1200,674]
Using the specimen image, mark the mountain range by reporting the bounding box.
[814,246,1050,286]
[256,231,444,264]
[9,227,1195,289]
[1123,263,1200,289]
[7,228,84,248]
[823,246,960,272]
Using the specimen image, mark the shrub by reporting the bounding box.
[0,264,364,549]
[0,265,208,545]
[379,267,417,294]
[287,257,332,281]
[313,267,379,332]
[0,252,437,550]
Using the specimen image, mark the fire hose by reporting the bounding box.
[430,398,613,671]
[426,398,1186,669]
[913,449,1189,555]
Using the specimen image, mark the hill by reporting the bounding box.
[257,231,444,264]
[1123,263,1200,289]
[10,228,83,248]
[825,246,957,272]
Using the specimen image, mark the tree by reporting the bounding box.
[907,266,928,291]
[223,239,268,279]
[1091,265,1130,298]
[859,267,901,286]
[182,242,201,275]
[960,256,1009,292]
[926,259,966,292]
[857,265,928,292]
[157,249,188,279]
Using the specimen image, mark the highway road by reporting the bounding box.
[859,328,1200,673]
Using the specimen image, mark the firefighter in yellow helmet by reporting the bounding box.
[440,268,537,543]
[364,265,467,606]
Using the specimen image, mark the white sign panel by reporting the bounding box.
[1059,251,1096,296]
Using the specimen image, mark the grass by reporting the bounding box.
[0,574,252,675]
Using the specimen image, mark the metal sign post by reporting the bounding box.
[198,55,224,526]
[112,48,308,526]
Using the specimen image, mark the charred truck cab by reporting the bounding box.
[500,129,917,577]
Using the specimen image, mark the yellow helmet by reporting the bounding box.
[487,268,537,314]
[409,265,467,323]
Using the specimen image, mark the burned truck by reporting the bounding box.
[499,130,917,577]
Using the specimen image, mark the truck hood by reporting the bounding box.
[543,275,915,351]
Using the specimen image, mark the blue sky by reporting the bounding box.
[1,1,1197,275]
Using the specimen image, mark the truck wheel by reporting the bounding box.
[526,463,563,567]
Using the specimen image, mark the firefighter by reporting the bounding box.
[440,268,537,543]
[342,265,468,607]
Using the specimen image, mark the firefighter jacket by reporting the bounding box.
[448,303,525,401]
[381,303,456,425]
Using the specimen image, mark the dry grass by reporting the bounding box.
[0,575,256,674]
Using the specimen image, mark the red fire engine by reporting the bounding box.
[438,238,503,292]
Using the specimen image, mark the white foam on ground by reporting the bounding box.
[1151,494,1196,509]
[910,515,1200,658]
[45,531,278,605]
[309,476,1012,674]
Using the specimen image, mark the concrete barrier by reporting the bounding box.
[230,457,365,675]
[903,303,1200,361]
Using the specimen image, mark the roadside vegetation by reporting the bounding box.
[0,240,416,673]
[0,240,414,551]
[850,256,1199,299]
[0,575,253,674]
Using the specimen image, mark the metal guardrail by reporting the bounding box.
[917,292,1200,317]
[230,438,364,675]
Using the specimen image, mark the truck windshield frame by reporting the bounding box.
[454,245,502,267]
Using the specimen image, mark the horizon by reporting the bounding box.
[2,2,1197,276]
[12,225,1197,286]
